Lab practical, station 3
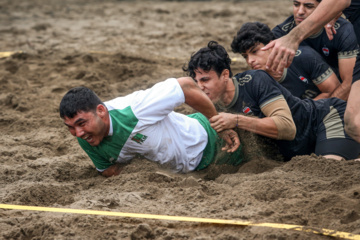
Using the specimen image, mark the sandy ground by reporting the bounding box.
[1,0,360,239]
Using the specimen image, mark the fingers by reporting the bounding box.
[266,47,288,74]
[209,115,224,132]
[264,42,277,70]
[220,130,241,153]
[261,41,275,51]
[325,24,334,41]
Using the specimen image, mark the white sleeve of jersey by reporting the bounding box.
[107,78,185,127]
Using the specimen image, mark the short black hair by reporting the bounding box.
[59,87,104,119]
[231,22,275,54]
[183,41,232,78]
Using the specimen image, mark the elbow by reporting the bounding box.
[177,77,196,91]
[281,125,296,141]
[277,122,296,141]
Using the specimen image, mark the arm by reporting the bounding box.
[313,72,340,100]
[209,99,296,140]
[177,77,240,152]
[263,0,350,73]
[177,77,218,119]
[330,58,356,101]
[345,81,360,143]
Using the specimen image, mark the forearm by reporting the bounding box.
[236,114,279,139]
[314,92,331,100]
[331,58,356,100]
[329,82,351,101]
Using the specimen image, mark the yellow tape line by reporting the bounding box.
[0,51,22,58]
[1,204,359,239]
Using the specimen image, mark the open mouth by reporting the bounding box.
[83,135,93,143]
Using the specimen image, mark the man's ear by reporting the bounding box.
[221,69,230,79]
[96,104,107,118]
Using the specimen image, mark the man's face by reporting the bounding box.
[241,43,270,71]
[63,107,108,146]
[194,68,227,103]
[293,0,320,25]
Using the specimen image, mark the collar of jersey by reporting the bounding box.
[226,77,240,109]
[107,113,113,136]
[278,68,288,83]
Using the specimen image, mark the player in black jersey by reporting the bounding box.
[183,41,360,161]
[342,1,360,45]
[231,22,340,100]
[261,0,350,75]
[272,0,359,101]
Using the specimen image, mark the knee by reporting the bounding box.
[344,108,360,142]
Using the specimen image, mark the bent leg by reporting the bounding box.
[317,100,360,160]
[345,81,360,143]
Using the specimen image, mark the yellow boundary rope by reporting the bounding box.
[1,204,359,239]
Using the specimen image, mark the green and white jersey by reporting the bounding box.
[78,78,209,173]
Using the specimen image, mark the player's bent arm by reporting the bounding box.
[345,81,360,143]
[178,77,240,151]
[330,57,356,101]
[219,99,295,140]
[260,98,296,140]
[100,163,123,177]
[177,77,218,119]
[314,72,340,100]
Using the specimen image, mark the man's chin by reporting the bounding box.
[88,139,101,146]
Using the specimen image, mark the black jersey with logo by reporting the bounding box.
[229,70,346,160]
[343,0,360,42]
[280,45,334,99]
[272,16,359,77]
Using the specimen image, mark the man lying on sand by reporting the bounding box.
[59,77,243,177]
[183,41,360,161]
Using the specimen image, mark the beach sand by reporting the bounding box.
[1,0,360,239]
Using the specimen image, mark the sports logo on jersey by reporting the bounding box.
[295,49,301,57]
[237,74,252,86]
[281,21,296,33]
[334,22,340,30]
[299,76,308,84]
[131,133,148,144]
[322,47,330,56]
[243,107,252,114]
[109,157,116,164]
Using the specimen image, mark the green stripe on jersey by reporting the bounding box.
[78,106,139,170]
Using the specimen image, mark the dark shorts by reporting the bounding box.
[315,99,360,159]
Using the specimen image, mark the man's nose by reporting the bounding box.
[197,81,204,90]
[298,5,305,14]
[75,127,84,138]
[248,55,255,65]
